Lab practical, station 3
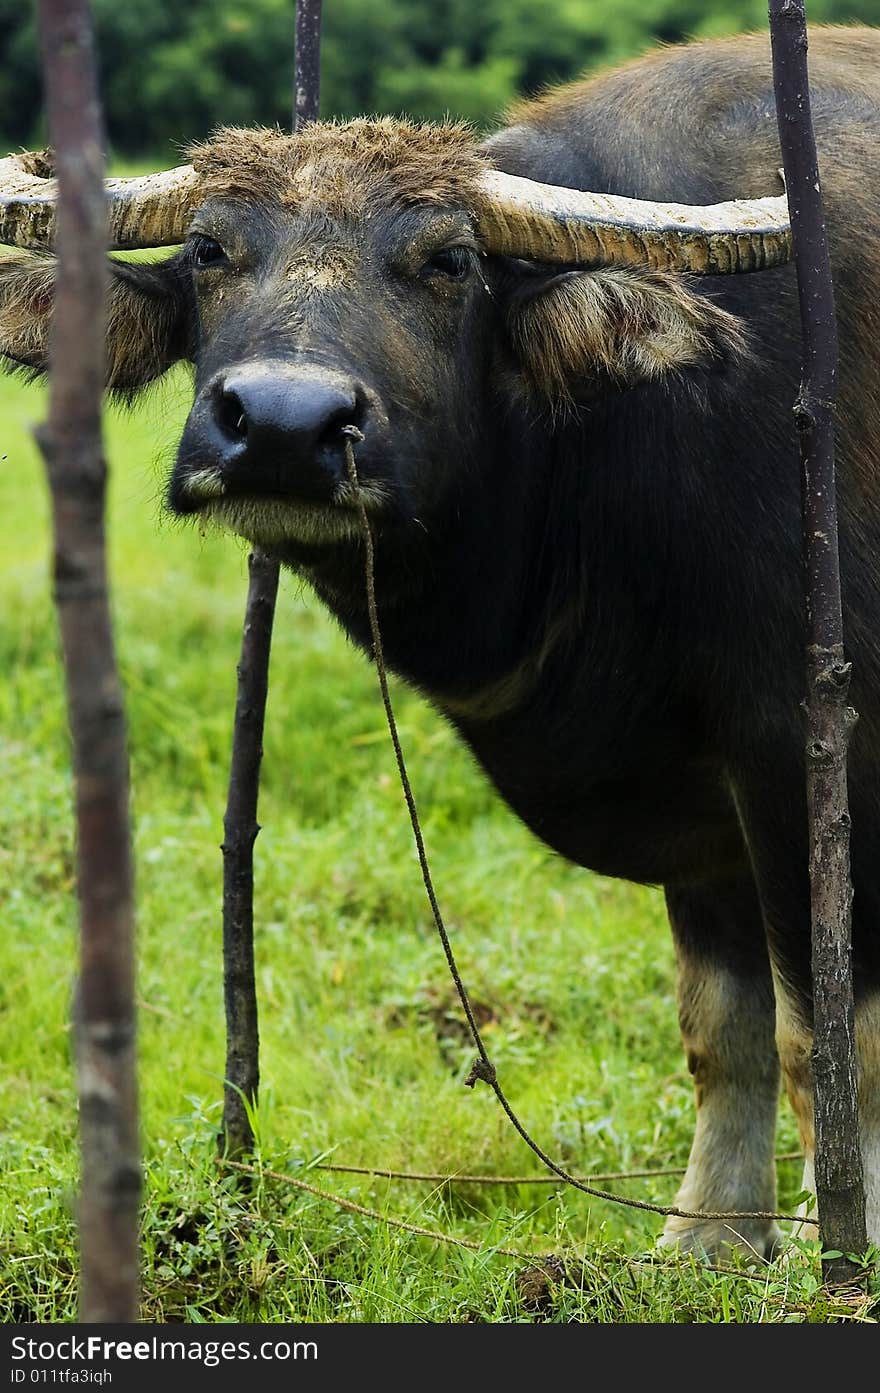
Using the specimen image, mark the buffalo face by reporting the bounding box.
[165,154,500,559]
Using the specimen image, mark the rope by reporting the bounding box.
[315,1153,804,1186]
[217,1158,780,1287]
[341,430,806,1232]
[219,1158,536,1259]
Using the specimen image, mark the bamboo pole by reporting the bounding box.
[219,0,325,1159]
[768,0,867,1288]
[34,0,140,1321]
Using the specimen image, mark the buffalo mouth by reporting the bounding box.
[166,463,389,548]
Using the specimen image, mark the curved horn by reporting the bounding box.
[0,153,201,251]
[474,169,792,274]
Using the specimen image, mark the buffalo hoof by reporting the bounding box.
[656,1218,783,1264]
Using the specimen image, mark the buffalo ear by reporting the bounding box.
[104,256,194,396]
[0,253,54,381]
[504,264,748,403]
[0,251,193,396]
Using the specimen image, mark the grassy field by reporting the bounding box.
[0,364,875,1326]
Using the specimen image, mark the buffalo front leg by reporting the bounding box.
[732,766,880,1252]
[658,878,782,1260]
[775,983,880,1249]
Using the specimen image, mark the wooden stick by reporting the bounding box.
[219,0,324,1159]
[219,550,277,1157]
[295,0,324,127]
[34,0,140,1322]
[768,0,867,1288]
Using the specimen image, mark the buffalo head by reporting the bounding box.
[0,121,789,563]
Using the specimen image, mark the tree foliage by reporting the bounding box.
[1,0,878,156]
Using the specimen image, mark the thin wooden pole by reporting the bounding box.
[35,0,140,1322]
[768,0,867,1288]
[219,0,324,1159]
[219,549,277,1157]
[295,0,324,126]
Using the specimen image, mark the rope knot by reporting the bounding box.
[341,425,365,488]
[464,1056,497,1089]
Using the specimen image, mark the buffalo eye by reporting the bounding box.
[189,235,228,271]
[421,245,472,280]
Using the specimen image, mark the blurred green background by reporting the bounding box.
[2,0,880,161]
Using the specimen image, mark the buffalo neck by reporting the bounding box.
[286,369,805,730]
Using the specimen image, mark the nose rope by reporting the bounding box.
[340,428,803,1235]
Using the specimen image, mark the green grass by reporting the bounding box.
[0,368,875,1325]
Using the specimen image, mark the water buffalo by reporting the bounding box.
[2,25,879,1262]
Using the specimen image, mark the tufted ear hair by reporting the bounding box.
[0,251,194,398]
[502,262,749,404]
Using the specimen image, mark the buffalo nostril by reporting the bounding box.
[216,388,248,443]
[317,400,364,452]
